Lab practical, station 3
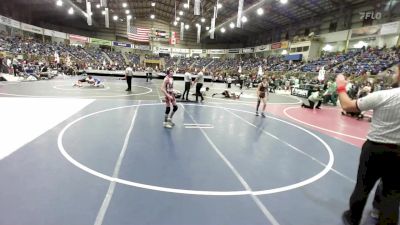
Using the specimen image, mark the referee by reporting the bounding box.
[336,66,400,225]
[193,71,204,103]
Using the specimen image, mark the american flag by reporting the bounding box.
[127,26,150,42]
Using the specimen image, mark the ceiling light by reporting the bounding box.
[56,0,63,7]
[173,21,178,26]
[195,23,200,27]
[280,0,288,4]
[217,3,222,9]
[176,17,180,21]
[96,4,100,8]
[179,11,184,16]
[122,3,127,8]
[257,8,264,15]
[220,27,226,33]
[201,18,205,23]
[229,22,235,29]
[183,3,189,8]
[127,15,132,20]
[151,2,156,7]
[185,24,189,30]
[89,12,93,16]
[125,9,130,14]
[206,26,210,30]
[241,16,247,23]
[68,7,74,15]
[101,10,106,15]
[113,15,118,20]
[150,14,155,19]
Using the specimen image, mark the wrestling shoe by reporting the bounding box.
[255,112,259,116]
[163,122,173,128]
[261,113,266,118]
[167,118,175,126]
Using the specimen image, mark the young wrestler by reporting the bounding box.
[256,77,268,117]
[160,69,178,128]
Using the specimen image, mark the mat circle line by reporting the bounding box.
[57,103,334,196]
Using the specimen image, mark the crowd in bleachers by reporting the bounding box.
[104,49,125,66]
[1,33,399,81]
[334,47,400,75]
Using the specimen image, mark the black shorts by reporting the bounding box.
[259,92,266,98]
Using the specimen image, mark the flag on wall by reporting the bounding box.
[127,26,150,42]
[170,31,177,45]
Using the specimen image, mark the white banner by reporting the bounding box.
[135,45,151,51]
[207,49,226,54]
[53,31,67,39]
[100,0,107,7]
[21,23,43,34]
[215,0,219,18]
[242,47,254,53]
[126,16,131,34]
[0,15,20,29]
[191,49,203,54]
[172,48,188,53]
[237,0,244,28]
[194,0,201,16]
[255,45,270,52]
[86,1,92,26]
[159,47,171,53]
[380,22,400,35]
[197,25,201,43]
[105,8,109,28]
[180,22,184,41]
[44,29,53,36]
[227,48,241,54]
[210,7,216,40]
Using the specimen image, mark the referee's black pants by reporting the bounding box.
[126,76,132,90]
[347,140,400,225]
[182,82,190,100]
[196,83,203,102]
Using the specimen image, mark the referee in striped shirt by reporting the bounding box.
[337,65,400,225]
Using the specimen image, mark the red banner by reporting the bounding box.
[69,34,89,43]
[271,42,282,49]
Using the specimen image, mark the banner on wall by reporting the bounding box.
[44,29,53,37]
[90,38,111,46]
[21,23,43,34]
[191,49,203,54]
[227,49,241,54]
[242,47,254,53]
[53,31,67,39]
[43,29,67,39]
[207,49,226,54]
[112,41,132,48]
[172,48,189,53]
[351,25,381,38]
[69,34,89,43]
[135,45,151,51]
[255,45,270,52]
[158,47,171,53]
[281,41,289,49]
[0,15,20,29]
[380,22,400,35]
[271,42,282,49]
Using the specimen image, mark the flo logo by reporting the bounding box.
[360,11,382,20]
